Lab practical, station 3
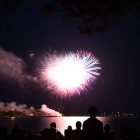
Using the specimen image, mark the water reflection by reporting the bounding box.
[2,116,138,135]
[41,116,111,135]
[10,117,16,120]
[52,116,88,134]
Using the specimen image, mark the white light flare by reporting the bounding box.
[40,50,101,97]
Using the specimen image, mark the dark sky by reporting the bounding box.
[0,1,140,114]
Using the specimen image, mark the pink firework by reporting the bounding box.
[40,50,101,97]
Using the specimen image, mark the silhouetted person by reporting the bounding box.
[48,122,58,140]
[25,130,34,140]
[83,106,103,140]
[64,126,73,140]
[11,125,23,140]
[40,128,49,140]
[119,126,137,140]
[104,124,116,140]
[0,126,9,140]
[48,122,63,140]
[72,121,83,140]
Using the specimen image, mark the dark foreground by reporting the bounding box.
[0,118,140,140]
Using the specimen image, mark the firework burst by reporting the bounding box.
[39,50,101,97]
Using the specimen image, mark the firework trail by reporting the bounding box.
[39,50,101,97]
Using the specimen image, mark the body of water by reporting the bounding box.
[0,116,140,135]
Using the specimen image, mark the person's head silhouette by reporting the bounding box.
[50,122,56,129]
[104,124,110,133]
[67,125,72,130]
[76,121,82,130]
[88,106,98,118]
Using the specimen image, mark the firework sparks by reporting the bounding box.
[39,50,101,96]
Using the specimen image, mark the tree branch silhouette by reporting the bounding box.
[0,0,24,11]
[1,0,140,35]
[40,0,140,34]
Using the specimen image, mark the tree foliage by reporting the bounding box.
[0,0,24,11]
[1,0,140,34]
[40,0,140,34]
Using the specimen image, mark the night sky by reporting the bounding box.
[0,1,140,114]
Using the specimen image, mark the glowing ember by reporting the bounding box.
[40,50,101,96]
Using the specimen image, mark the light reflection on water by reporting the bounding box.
[39,116,110,135]
[0,116,140,135]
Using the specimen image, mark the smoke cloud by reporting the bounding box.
[0,47,26,82]
[0,101,34,115]
[0,47,37,85]
[0,47,62,116]
[0,102,62,116]
[40,104,62,116]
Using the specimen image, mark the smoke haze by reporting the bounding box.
[0,101,34,115]
[0,101,61,116]
[40,104,62,116]
[0,47,62,116]
[0,47,38,85]
[0,47,26,82]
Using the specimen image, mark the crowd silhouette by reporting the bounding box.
[0,106,140,140]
